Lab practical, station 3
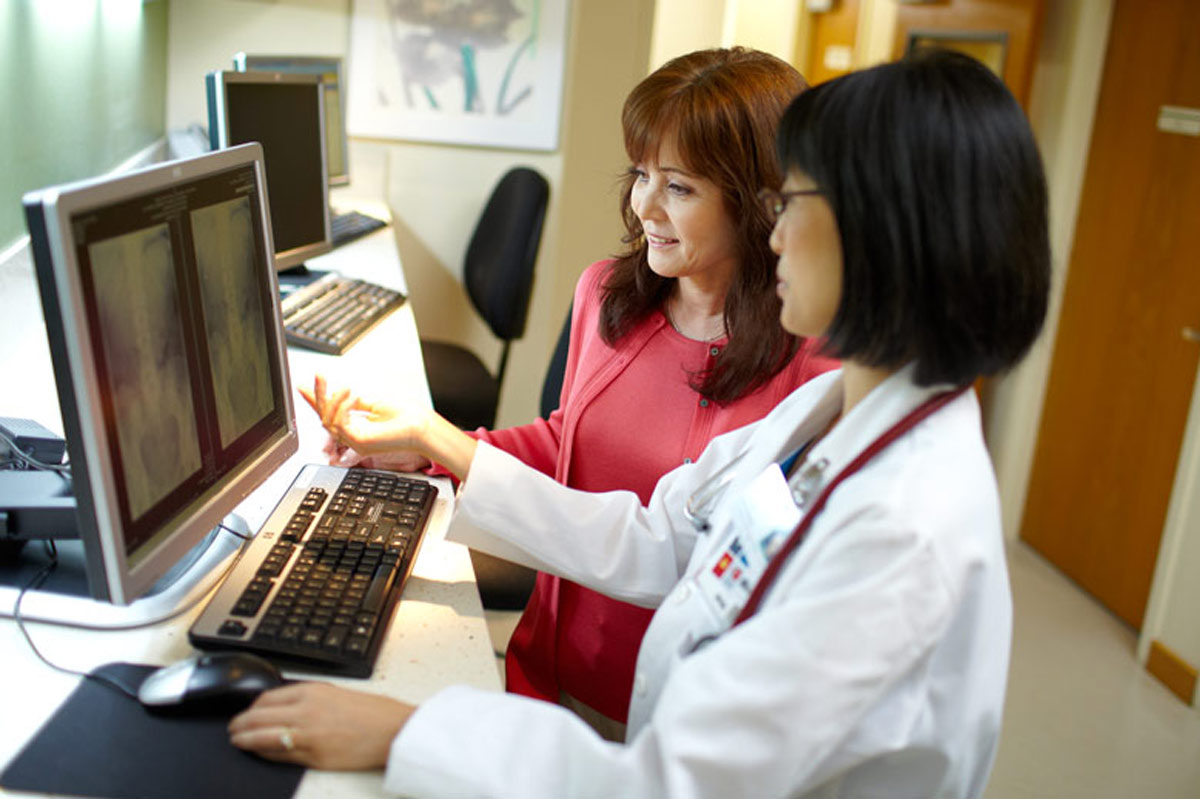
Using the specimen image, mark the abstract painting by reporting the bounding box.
[347,0,569,151]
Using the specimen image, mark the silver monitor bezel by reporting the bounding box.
[22,143,298,604]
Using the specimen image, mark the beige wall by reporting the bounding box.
[726,0,802,60]
[855,0,900,68]
[649,0,726,70]
[649,0,802,70]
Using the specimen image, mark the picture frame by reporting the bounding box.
[905,29,1009,77]
[346,0,570,152]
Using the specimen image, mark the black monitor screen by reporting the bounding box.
[234,54,348,186]
[208,72,330,270]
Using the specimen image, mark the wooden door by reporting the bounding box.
[804,0,859,85]
[1021,0,1200,629]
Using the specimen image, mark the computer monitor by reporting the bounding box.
[206,70,331,272]
[233,53,349,187]
[17,143,297,609]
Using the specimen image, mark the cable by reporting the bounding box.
[12,523,253,697]
[12,540,140,700]
[216,521,252,541]
[0,428,70,475]
[12,524,251,632]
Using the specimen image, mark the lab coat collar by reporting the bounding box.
[792,364,963,499]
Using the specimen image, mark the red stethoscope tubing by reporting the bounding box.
[733,385,970,626]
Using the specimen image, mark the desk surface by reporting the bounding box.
[0,205,501,798]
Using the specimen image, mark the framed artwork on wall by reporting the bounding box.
[346,0,570,152]
[890,0,1045,108]
[905,29,1009,77]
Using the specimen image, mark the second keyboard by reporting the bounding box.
[280,272,405,355]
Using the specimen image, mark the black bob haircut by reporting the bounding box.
[776,48,1051,387]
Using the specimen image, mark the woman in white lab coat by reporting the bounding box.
[229,49,1050,798]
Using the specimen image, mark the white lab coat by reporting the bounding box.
[386,366,1011,798]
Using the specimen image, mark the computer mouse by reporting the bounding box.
[138,651,283,714]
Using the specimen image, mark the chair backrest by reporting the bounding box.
[464,167,550,344]
[540,304,573,419]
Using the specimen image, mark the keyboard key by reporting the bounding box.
[324,625,350,652]
[219,620,248,637]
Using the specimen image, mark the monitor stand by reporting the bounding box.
[0,473,245,628]
[278,263,320,279]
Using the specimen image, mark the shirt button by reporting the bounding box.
[634,674,647,696]
[699,398,709,408]
[675,584,691,603]
[709,346,720,357]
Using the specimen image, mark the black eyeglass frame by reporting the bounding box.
[758,187,823,224]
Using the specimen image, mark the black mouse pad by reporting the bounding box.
[0,662,305,799]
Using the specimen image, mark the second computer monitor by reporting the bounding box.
[233,53,349,187]
[207,69,331,272]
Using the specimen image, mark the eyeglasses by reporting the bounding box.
[758,187,823,225]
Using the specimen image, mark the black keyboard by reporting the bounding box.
[190,466,436,677]
[331,209,388,247]
[280,272,405,355]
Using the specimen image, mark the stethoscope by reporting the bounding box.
[679,384,969,629]
[682,450,748,534]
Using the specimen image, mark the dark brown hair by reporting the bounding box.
[600,47,807,403]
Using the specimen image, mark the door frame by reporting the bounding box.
[1141,346,1200,705]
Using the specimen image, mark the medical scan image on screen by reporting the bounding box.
[192,196,274,448]
[88,225,203,521]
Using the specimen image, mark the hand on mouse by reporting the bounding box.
[228,682,415,770]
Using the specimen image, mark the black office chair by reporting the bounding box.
[469,304,573,611]
[420,166,550,431]
[539,304,573,419]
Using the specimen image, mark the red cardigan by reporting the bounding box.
[449,260,838,720]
